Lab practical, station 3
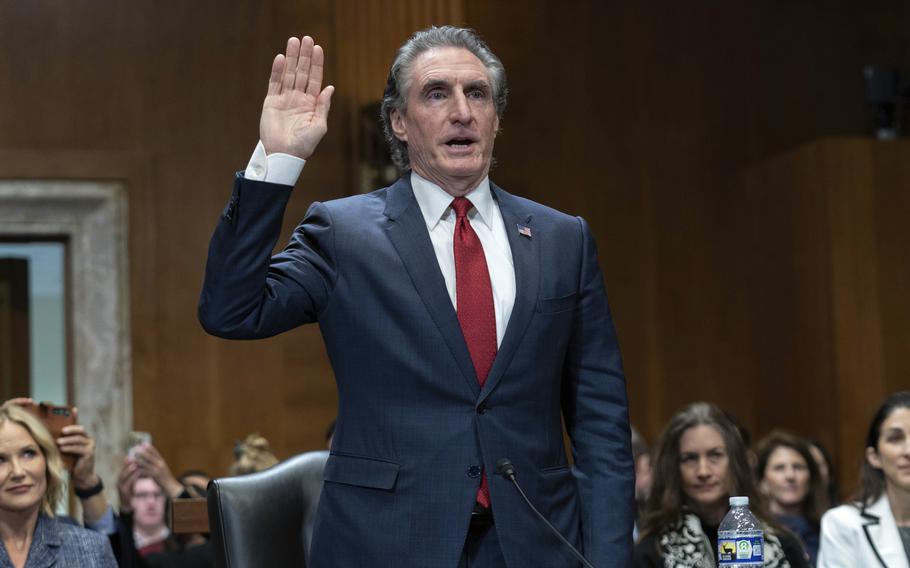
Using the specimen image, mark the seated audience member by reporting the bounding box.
[817,391,910,568]
[176,470,211,499]
[756,431,828,565]
[228,434,278,476]
[116,446,214,568]
[631,425,653,541]
[5,397,117,534]
[0,402,116,567]
[634,402,808,567]
[131,476,170,556]
[806,438,840,508]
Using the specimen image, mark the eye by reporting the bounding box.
[708,449,725,461]
[467,88,487,100]
[427,90,446,101]
[885,430,906,444]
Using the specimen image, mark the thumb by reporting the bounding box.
[315,85,334,123]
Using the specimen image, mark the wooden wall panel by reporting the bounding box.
[742,139,910,494]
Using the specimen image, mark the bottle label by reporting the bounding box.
[717,532,763,566]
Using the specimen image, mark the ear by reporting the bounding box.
[390,109,408,142]
[865,446,883,470]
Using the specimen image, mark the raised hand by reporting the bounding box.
[260,36,335,159]
[130,442,184,499]
[117,457,142,513]
[57,420,99,490]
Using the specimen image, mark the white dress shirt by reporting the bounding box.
[244,142,516,346]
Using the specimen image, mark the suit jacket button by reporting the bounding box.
[476,403,487,415]
[467,465,481,478]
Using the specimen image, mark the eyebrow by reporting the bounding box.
[0,444,38,457]
[420,79,451,95]
[420,78,491,95]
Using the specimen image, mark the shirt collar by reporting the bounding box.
[410,171,494,231]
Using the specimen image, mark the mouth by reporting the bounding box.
[444,136,477,151]
[7,485,33,493]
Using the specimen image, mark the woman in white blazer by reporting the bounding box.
[817,391,910,568]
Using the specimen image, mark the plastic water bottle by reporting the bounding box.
[717,496,763,567]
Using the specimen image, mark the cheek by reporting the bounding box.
[715,462,732,487]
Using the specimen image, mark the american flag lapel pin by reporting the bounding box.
[517,224,532,239]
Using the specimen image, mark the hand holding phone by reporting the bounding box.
[127,431,152,458]
[19,401,77,469]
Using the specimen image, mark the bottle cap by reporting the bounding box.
[729,496,749,506]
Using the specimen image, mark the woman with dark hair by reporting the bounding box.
[817,391,910,568]
[634,402,808,567]
[756,431,829,565]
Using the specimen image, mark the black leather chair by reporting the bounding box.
[207,450,329,568]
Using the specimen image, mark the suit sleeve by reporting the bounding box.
[561,216,635,567]
[198,174,337,339]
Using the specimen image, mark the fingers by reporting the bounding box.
[305,44,324,98]
[267,54,285,96]
[282,37,301,94]
[272,35,324,97]
[4,397,33,407]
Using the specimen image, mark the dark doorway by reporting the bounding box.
[0,258,30,399]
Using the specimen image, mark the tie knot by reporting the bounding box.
[451,197,473,219]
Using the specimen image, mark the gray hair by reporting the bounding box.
[380,26,508,171]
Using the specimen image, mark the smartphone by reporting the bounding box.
[20,401,77,469]
[127,430,152,458]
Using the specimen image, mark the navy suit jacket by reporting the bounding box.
[199,173,634,567]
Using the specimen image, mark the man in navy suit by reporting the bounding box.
[199,26,634,567]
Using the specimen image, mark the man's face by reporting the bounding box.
[131,477,166,532]
[391,47,499,196]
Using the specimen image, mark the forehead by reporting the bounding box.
[0,420,37,450]
[134,477,161,492]
[768,445,806,465]
[881,407,910,431]
[408,47,491,89]
[679,424,724,450]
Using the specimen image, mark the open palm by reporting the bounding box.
[260,36,334,159]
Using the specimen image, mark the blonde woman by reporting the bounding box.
[0,402,116,567]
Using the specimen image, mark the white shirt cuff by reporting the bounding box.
[243,141,306,186]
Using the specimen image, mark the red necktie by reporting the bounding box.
[451,197,496,508]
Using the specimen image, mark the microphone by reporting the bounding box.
[495,458,596,568]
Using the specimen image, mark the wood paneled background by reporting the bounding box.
[1,1,907,498]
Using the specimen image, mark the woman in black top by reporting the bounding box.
[634,402,808,567]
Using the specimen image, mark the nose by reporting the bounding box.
[696,457,711,479]
[9,458,25,478]
[449,91,472,124]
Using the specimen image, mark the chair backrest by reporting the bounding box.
[207,450,329,568]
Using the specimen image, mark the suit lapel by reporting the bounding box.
[862,496,910,568]
[24,515,59,568]
[480,184,539,402]
[383,175,481,399]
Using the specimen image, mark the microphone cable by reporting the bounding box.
[495,458,595,568]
